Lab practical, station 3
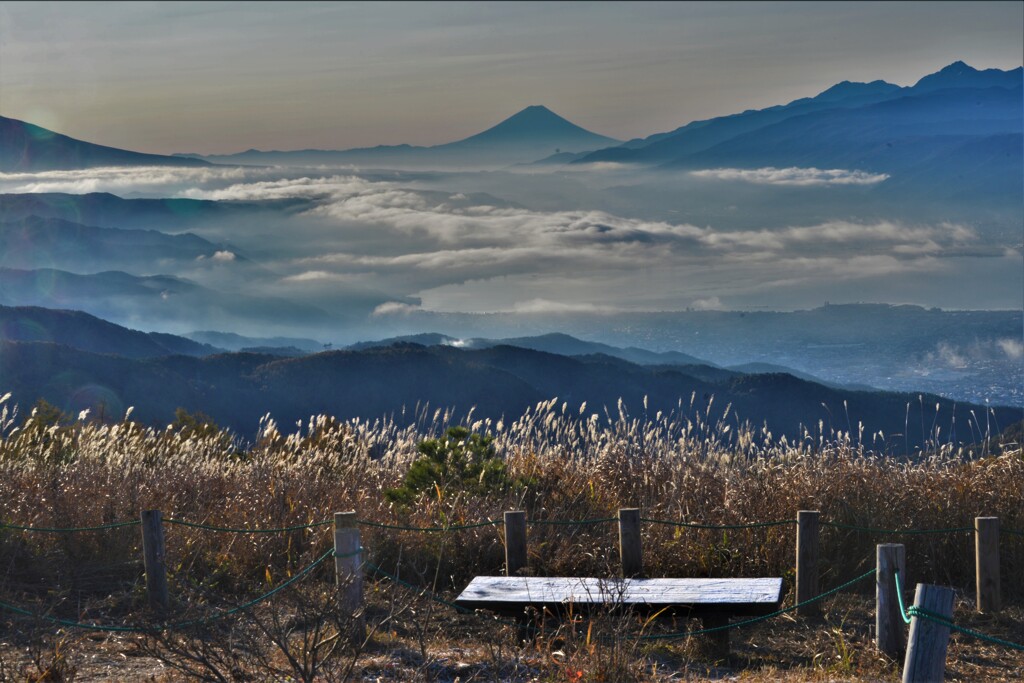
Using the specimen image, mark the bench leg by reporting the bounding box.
[701,614,730,659]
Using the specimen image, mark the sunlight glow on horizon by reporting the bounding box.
[0,1,1021,155]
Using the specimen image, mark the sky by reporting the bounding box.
[1,1,1022,155]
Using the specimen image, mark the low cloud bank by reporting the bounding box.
[692,166,889,186]
[2,165,1015,315]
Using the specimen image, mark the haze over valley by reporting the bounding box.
[0,1,1021,444]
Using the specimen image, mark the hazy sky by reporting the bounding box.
[1,1,1022,154]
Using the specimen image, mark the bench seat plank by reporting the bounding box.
[455,576,784,617]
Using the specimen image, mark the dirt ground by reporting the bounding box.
[2,591,1021,682]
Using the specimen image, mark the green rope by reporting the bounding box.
[0,520,140,533]
[169,548,335,628]
[165,518,332,533]
[637,567,877,640]
[895,570,1023,651]
[894,570,912,624]
[822,522,972,535]
[364,560,474,614]
[642,517,794,530]
[364,559,537,634]
[0,548,334,633]
[528,517,617,527]
[357,519,502,532]
[1002,527,1024,537]
[907,607,1024,651]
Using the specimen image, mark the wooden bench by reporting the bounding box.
[455,576,784,655]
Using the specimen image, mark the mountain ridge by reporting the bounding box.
[573,61,1022,167]
[0,304,219,358]
[0,337,1016,454]
[181,105,620,167]
[0,116,211,172]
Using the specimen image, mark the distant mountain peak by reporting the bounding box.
[481,105,592,133]
[441,105,621,151]
[813,79,901,102]
[505,105,563,121]
[939,60,972,72]
[912,60,1022,92]
[0,115,209,172]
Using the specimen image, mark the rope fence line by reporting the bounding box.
[357,519,502,532]
[894,569,914,625]
[639,567,878,641]
[527,517,616,526]
[165,518,332,533]
[0,547,335,633]
[0,520,141,533]
[643,517,794,530]
[365,559,475,616]
[2,506,1022,661]
[2,515,1021,536]
[894,569,1023,651]
[6,550,1021,652]
[908,607,1024,652]
[822,521,972,535]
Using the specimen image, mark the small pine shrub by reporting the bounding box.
[386,426,524,504]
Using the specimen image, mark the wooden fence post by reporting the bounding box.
[876,543,907,658]
[334,511,365,641]
[975,516,1000,614]
[902,583,955,683]
[504,510,527,576]
[618,508,643,578]
[141,509,169,615]
[796,510,820,616]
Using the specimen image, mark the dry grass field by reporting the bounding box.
[0,395,1021,681]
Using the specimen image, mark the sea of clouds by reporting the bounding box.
[0,165,1019,315]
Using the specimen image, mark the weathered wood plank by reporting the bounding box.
[796,510,820,616]
[876,543,907,658]
[902,583,955,683]
[975,516,1000,614]
[141,509,169,615]
[505,510,527,576]
[334,511,365,642]
[455,576,783,617]
[618,508,643,578]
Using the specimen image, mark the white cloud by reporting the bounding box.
[0,165,266,195]
[998,338,1024,359]
[282,270,353,283]
[691,166,889,186]
[510,299,618,314]
[934,341,969,368]
[691,296,723,310]
[372,301,422,316]
[3,165,1011,315]
[924,338,1024,369]
[573,162,628,172]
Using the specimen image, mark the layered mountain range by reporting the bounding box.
[0,304,1018,452]
[183,61,1022,197]
[0,61,1019,422]
[3,62,1019,181]
[576,62,1022,167]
